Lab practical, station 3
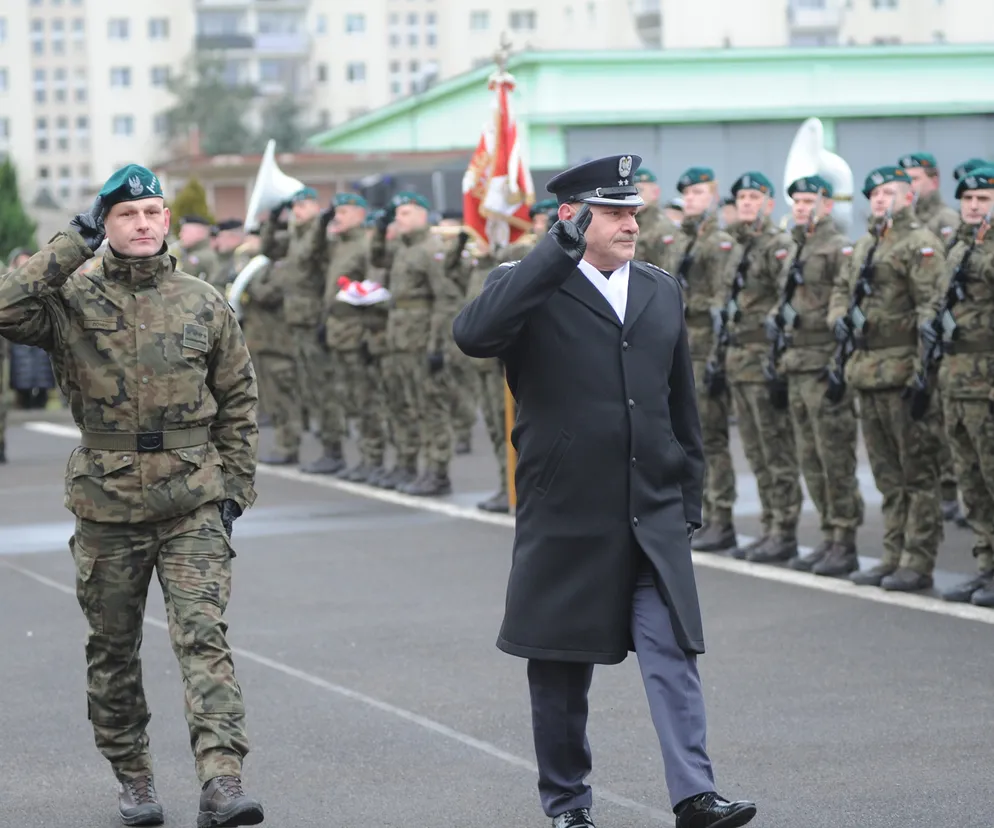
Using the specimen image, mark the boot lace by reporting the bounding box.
[215,776,245,799]
[554,809,593,828]
[125,777,156,805]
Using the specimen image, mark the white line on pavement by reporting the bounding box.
[22,420,994,629]
[1,560,674,824]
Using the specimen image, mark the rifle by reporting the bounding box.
[764,197,820,409]
[705,213,763,398]
[906,207,993,420]
[824,199,894,403]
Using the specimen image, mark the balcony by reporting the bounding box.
[197,33,255,49]
[255,32,310,54]
[788,4,843,31]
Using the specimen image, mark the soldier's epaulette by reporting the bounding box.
[642,261,678,285]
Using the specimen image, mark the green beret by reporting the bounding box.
[861,165,910,198]
[97,164,163,215]
[954,158,989,181]
[390,191,430,211]
[677,167,715,193]
[214,218,243,232]
[955,166,994,199]
[731,171,775,198]
[898,152,938,170]
[180,215,210,226]
[633,168,657,184]
[290,187,319,204]
[787,175,833,199]
[530,198,558,218]
[334,192,368,209]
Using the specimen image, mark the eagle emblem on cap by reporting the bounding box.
[619,156,633,179]
[966,176,977,189]
[902,156,913,167]
[871,172,884,185]
[742,175,752,189]
[128,175,144,196]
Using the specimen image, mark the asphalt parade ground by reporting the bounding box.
[2,409,993,828]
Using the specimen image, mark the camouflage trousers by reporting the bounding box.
[291,327,345,455]
[933,399,960,503]
[942,397,994,571]
[692,360,735,526]
[70,503,248,784]
[475,362,507,491]
[0,354,7,456]
[788,372,864,544]
[450,353,478,447]
[384,351,454,473]
[858,388,943,573]
[257,353,302,458]
[333,347,388,467]
[732,381,802,536]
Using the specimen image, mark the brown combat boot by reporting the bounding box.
[789,538,833,572]
[197,776,263,828]
[690,522,737,552]
[118,775,164,826]
[812,541,859,577]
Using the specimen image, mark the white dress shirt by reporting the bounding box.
[577,259,630,323]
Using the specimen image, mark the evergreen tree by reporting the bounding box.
[0,159,38,262]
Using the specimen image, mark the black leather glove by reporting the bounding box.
[320,204,336,229]
[919,319,939,352]
[69,196,106,251]
[427,351,445,374]
[833,316,852,344]
[548,203,592,263]
[316,323,327,349]
[218,499,242,539]
[686,522,698,541]
[269,201,287,222]
[764,315,781,342]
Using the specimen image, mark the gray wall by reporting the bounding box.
[565,115,994,238]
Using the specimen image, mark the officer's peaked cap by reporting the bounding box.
[546,155,645,208]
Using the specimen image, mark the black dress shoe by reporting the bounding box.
[675,792,756,828]
[552,808,595,828]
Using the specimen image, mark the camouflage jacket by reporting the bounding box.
[674,214,740,361]
[0,231,259,523]
[322,226,384,352]
[370,226,463,354]
[778,216,853,375]
[263,214,328,328]
[499,233,538,265]
[241,225,290,357]
[176,239,221,287]
[936,222,994,400]
[210,249,238,296]
[635,203,681,274]
[828,208,945,391]
[915,190,959,250]
[462,248,500,370]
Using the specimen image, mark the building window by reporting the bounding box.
[34,68,46,104]
[470,10,489,29]
[108,19,129,39]
[318,109,330,128]
[389,33,400,46]
[0,18,7,45]
[153,113,168,135]
[425,11,437,46]
[509,10,537,30]
[409,59,419,74]
[110,67,131,87]
[53,67,67,102]
[391,80,402,96]
[346,62,366,83]
[0,68,7,93]
[75,115,89,138]
[345,13,365,33]
[316,63,328,82]
[78,164,91,193]
[112,115,134,136]
[151,66,169,86]
[72,18,85,41]
[0,118,9,140]
[408,31,418,45]
[389,60,400,73]
[149,18,169,39]
[316,14,327,34]
[36,115,48,152]
[38,168,50,181]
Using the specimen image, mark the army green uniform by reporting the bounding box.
[828,208,945,586]
[779,218,864,572]
[246,228,302,461]
[0,231,258,785]
[721,217,803,559]
[0,333,7,461]
[635,203,682,274]
[443,232,479,454]
[936,221,994,603]
[370,226,463,490]
[176,238,221,289]
[210,249,238,298]
[676,214,740,549]
[323,226,389,477]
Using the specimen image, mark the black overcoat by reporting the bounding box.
[452,236,707,660]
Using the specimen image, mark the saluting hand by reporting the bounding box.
[69,195,106,252]
[549,203,592,263]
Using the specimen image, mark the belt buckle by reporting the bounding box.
[137,432,164,453]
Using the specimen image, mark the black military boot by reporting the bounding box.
[477,490,510,513]
[748,534,797,564]
[691,522,737,552]
[552,808,595,828]
[849,562,897,586]
[729,535,769,560]
[402,469,453,497]
[970,582,994,607]
[118,775,164,826]
[789,538,832,572]
[674,791,757,828]
[258,452,298,465]
[197,776,263,828]
[880,567,933,592]
[812,541,859,577]
[339,462,372,482]
[301,449,345,475]
[942,499,964,523]
[941,570,993,603]
[0,445,6,464]
[376,465,418,490]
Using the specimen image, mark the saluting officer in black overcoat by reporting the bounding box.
[453,155,757,828]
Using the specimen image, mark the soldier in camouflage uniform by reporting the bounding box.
[210,219,245,298]
[633,168,682,274]
[0,331,7,463]
[175,215,222,287]
[933,169,994,607]
[898,152,965,522]
[672,168,740,553]
[0,165,263,827]
[828,165,945,592]
[321,193,389,482]
[716,172,802,562]
[771,175,864,576]
[370,192,464,495]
